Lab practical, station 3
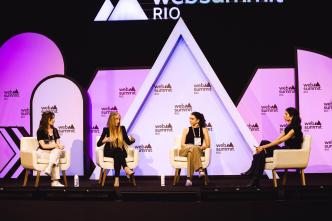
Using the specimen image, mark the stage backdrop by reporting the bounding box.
[31,76,84,176]
[237,68,296,143]
[88,69,149,179]
[122,18,258,176]
[298,49,332,173]
[0,32,64,130]
[0,32,64,178]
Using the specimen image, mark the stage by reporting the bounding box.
[1,173,332,221]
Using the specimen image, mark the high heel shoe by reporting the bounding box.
[125,167,134,177]
[240,168,253,176]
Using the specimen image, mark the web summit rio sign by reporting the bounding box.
[94,0,284,21]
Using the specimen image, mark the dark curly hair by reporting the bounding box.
[38,111,55,133]
[191,112,206,128]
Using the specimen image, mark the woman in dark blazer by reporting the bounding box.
[97,111,135,187]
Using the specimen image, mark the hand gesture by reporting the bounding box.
[129,135,135,142]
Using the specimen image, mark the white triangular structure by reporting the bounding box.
[123,18,270,176]
[94,0,114,21]
[108,0,148,21]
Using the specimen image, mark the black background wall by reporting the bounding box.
[1,0,331,104]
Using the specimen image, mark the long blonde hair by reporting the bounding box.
[107,112,124,148]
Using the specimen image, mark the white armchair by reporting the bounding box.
[265,135,312,188]
[170,136,211,186]
[96,136,139,187]
[20,137,71,187]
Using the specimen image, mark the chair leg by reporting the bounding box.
[101,169,107,187]
[34,171,40,188]
[300,169,306,186]
[272,170,277,188]
[282,169,288,186]
[176,169,181,184]
[204,168,208,186]
[23,169,29,187]
[98,168,103,184]
[173,168,179,186]
[131,174,137,187]
[62,170,68,187]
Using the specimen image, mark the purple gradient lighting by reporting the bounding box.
[0,32,64,130]
[237,68,296,142]
[87,69,149,178]
[298,49,332,173]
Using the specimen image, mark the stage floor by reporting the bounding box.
[1,173,332,201]
[1,173,332,221]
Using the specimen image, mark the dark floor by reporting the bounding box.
[1,173,332,221]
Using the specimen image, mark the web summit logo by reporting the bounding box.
[135,144,153,152]
[324,140,332,151]
[279,85,295,96]
[101,106,118,117]
[4,89,19,100]
[174,103,192,114]
[324,101,332,112]
[248,123,259,132]
[194,82,212,94]
[119,86,136,97]
[304,120,322,131]
[216,142,235,154]
[58,124,75,135]
[41,105,58,113]
[303,82,321,93]
[155,123,173,135]
[154,83,172,95]
[261,104,278,114]
[95,0,284,21]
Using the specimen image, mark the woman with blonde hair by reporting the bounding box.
[97,111,135,187]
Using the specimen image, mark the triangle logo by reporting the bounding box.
[122,18,259,175]
[94,0,115,21]
[109,0,148,21]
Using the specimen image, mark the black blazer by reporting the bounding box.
[97,126,134,150]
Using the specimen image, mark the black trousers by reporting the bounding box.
[104,147,128,177]
[248,140,282,178]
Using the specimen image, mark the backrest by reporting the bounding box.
[96,136,104,150]
[301,135,312,152]
[20,137,39,152]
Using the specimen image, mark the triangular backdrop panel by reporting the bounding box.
[123,18,257,175]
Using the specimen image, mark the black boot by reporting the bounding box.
[246,176,260,187]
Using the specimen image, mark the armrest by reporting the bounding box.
[20,150,37,169]
[170,147,179,163]
[96,146,104,164]
[128,147,139,164]
[273,149,309,169]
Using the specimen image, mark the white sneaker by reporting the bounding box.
[44,166,52,176]
[199,171,205,178]
[185,179,192,187]
[51,181,64,187]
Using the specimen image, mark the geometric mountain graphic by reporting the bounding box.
[108,0,148,21]
[122,18,258,175]
[0,127,29,178]
[94,0,114,21]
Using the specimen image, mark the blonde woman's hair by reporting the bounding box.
[107,112,124,148]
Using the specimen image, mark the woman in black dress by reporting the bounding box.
[242,107,303,187]
[97,111,135,187]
